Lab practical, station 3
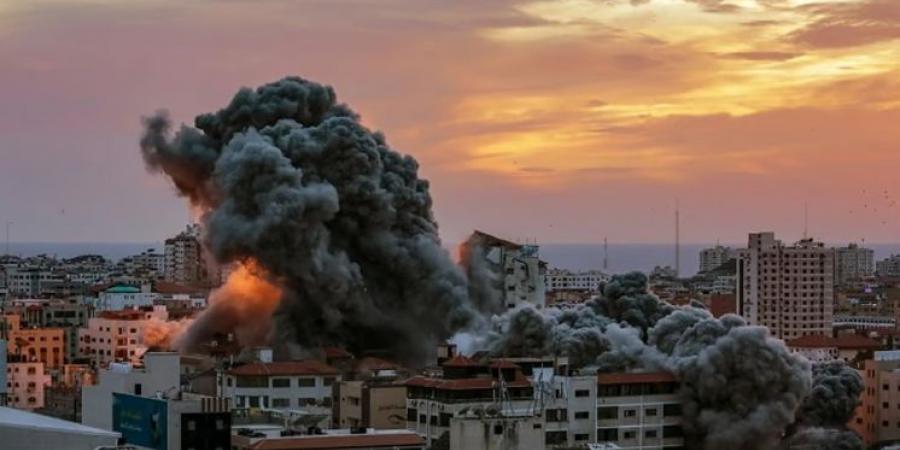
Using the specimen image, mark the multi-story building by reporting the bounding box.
[405,356,536,447]
[4,299,93,362]
[699,245,735,273]
[877,255,900,278]
[464,231,546,310]
[736,232,835,340]
[5,356,51,410]
[3,267,62,298]
[95,284,154,311]
[785,334,880,363]
[2,313,65,370]
[165,225,210,285]
[545,269,609,293]
[334,357,408,429]
[596,372,685,449]
[835,243,875,285]
[851,351,900,448]
[78,305,168,367]
[222,352,339,417]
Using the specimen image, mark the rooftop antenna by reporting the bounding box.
[675,199,680,278]
[603,237,608,272]
[803,202,808,240]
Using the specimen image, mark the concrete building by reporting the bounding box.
[222,356,339,417]
[785,334,880,363]
[1,313,65,370]
[877,255,900,278]
[835,243,875,285]
[82,352,181,431]
[596,372,685,449]
[4,300,93,362]
[449,410,544,450]
[165,225,210,285]
[5,357,50,410]
[78,305,168,367]
[96,284,154,311]
[334,358,408,430]
[112,392,232,450]
[465,231,546,310]
[736,232,835,340]
[0,406,119,450]
[699,245,735,273]
[404,356,536,447]
[539,373,599,447]
[545,269,609,293]
[851,351,900,448]
[231,429,425,450]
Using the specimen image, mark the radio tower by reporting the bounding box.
[603,237,608,272]
[675,200,680,278]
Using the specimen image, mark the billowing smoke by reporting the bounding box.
[141,77,480,363]
[480,272,860,449]
[783,362,864,449]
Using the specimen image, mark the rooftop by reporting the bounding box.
[0,406,120,438]
[404,375,531,390]
[597,372,677,385]
[786,334,880,349]
[243,432,425,450]
[228,360,340,377]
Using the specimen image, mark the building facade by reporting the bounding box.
[165,225,209,285]
[877,255,900,278]
[464,231,546,310]
[835,243,875,285]
[545,269,609,293]
[222,359,339,416]
[78,306,168,367]
[736,232,835,340]
[699,245,735,273]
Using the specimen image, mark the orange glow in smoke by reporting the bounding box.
[142,259,282,350]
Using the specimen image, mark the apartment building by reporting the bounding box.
[5,299,93,362]
[736,232,835,340]
[464,231,546,310]
[4,357,50,410]
[165,225,210,284]
[334,357,408,429]
[851,351,900,448]
[78,305,168,367]
[835,243,875,285]
[699,245,735,273]
[785,334,880,364]
[2,313,65,369]
[222,356,339,418]
[877,255,900,278]
[545,269,609,293]
[596,372,685,449]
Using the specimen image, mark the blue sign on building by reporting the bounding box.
[112,393,168,450]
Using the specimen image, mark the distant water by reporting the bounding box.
[6,241,900,277]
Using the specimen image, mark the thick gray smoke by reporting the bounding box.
[482,272,860,450]
[141,77,481,363]
[783,362,864,450]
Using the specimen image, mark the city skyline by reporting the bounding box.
[3,0,900,244]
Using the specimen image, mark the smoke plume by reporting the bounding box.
[141,77,480,363]
[480,272,860,450]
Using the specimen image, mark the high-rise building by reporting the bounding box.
[164,225,209,284]
[851,351,900,448]
[877,255,900,278]
[464,231,546,310]
[835,243,874,285]
[736,232,834,340]
[698,245,735,273]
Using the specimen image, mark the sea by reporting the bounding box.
[6,242,900,278]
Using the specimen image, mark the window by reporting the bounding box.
[597,428,617,441]
[545,431,567,445]
[407,409,417,421]
[272,398,290,408]
[439,413,451,427]
[236,377,268,388]
[624,409,636,418]
[297,378,315,387]
[419,414,426,424]
[646,408,658,416]
[574,411,589,420]
[646,429,658,438]
[575,389,590,397]
[493,424,503,435]
[598,406,617,419]
[546,408,568,422]
[624,430,637,439]
[575,433,589,441]
[663,425,684,438]
[664,403,682,416]
[134,383,142,396]
[323,377,335,386]
[272,378,290,388]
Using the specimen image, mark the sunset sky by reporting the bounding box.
[2,0,900,245]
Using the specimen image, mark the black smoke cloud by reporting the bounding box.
[482,272,861,450]
[141,77,481,363]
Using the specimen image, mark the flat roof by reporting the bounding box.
[245,432,425,450]
[0,406,120,438]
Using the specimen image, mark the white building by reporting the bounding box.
[222,355,339,417]
[96,284,155,311]
[81,352,181,431]
[450,411,544,450]
[539,373,599,446]
[78,306,168,367]
[465,231,546,310]
[835,243,874,285]
[877,255,900,277]
[736,232,835,340]
[0,406,119,450]
[545,269,609,293]
[596,372,684,449]
[699,245,735,273]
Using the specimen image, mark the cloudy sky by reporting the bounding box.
[2,0,899,245]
